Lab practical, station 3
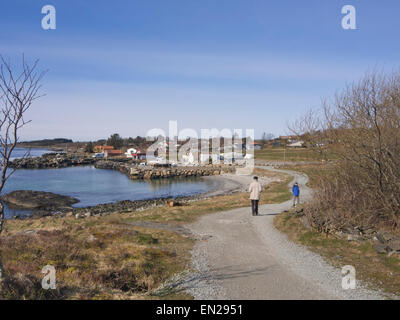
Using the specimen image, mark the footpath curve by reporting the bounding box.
[183,166,386,300]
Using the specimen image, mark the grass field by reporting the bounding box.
[255,147,331,162]
[279,162,336,188]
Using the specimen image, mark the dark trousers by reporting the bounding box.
[251,200,259,215]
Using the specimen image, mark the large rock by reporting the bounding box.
[387,239,400,252]
[1,190,79,210]
[375,231,394,243]
[373,241,389,254]
[372,231,400,253]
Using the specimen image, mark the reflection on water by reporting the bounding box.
[2,166,216,218]
[147,177,208,190]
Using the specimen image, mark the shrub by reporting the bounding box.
[292,71,400,231]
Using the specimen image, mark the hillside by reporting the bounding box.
[18,138,73,147]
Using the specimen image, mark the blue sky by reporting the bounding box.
[0,0,399,140]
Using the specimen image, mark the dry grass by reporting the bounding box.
[0,168,291,299]
[292,72,400,230]
[279,162,337,188]
[0,214,193,299]
[255,148,336,162]
[274,203,400,296]
[123,174,292,224]
[276,163,400,296]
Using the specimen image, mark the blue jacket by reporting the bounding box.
[292,185,300,196]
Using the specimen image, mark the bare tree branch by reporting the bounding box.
[0,55,46,281]
[290,70,400,231]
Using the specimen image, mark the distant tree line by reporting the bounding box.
[19,138,73,146]
[85,134,150,152]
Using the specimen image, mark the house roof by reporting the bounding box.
[96,145,114,150]
[105,149,123,154]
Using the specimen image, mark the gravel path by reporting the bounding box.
[182,166,389,300]
[201,173,281,198]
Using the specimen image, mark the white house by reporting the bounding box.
[125,148,146,160]
[287,141,305,148]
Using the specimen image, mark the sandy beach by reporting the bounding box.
[202,172,283,198]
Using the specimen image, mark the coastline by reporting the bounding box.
[201,173,276,198]
[8,173,274,220]
[6,150,276,220]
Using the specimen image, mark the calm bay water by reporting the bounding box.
[3,166,216,218]
[10,147,52,160]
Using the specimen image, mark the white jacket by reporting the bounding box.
[249,181,262,200]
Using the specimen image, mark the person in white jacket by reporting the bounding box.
[248,176,262,216]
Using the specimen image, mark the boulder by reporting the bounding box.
[375,231,394,243]
[388,251,400,258]
[300,215,312,230]
[387,239,400,252]
[130,168,140,175]
[373,241,389,254]
[168,201,183,207]
[168,201,175,207]
[347,234,362,242]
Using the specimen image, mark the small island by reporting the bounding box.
[1,190,79,211]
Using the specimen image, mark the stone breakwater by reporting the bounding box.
[6,157,241,220]
[9,153,100,169]
[95,160,236,180]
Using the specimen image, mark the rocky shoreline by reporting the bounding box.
[290,207,400,256]
[95,160,236,179]
[9,152,101,169]
[7,175,242,220]
[33,197,192,219]
[6,171,278,220]
[9,153,237,180]
[6,154,247,220]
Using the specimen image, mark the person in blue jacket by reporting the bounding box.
[292,182,300,207]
